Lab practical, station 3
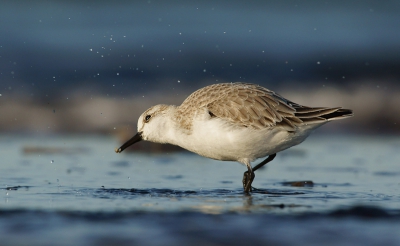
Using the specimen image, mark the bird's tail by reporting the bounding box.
[294,107,353,124]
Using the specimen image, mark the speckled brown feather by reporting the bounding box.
[175,83,352,132]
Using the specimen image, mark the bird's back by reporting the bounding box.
[175,83,352,133]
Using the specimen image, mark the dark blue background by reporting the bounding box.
[1,0,399,97]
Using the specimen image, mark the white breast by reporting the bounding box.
[170,113,315,163]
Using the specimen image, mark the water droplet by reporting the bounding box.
[203,69,207,72]
[317,61,320,64]
[50,160,54,164]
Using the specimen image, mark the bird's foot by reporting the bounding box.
[242,171,249,190]
[242,171,255,193]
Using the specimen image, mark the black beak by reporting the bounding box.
[115,132,143,153]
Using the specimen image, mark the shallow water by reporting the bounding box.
[1,134,400,245]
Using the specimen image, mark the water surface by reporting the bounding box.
[1,134,399,245]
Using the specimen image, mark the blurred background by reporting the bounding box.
[1,0,399,136]
[2,3,400,245]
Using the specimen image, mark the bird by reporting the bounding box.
[115,82,353,193]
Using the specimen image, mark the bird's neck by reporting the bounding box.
[150,106,186,145]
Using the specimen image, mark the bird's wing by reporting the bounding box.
[206,83,303,131]
[177,83,352,132]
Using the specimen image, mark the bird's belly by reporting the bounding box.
[178,119,311,162]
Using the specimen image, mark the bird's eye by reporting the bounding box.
[145,115,151,122]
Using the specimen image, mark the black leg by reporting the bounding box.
[253,153,276,172]
[243,165,255,193]
[242,153,276,192]
[242,170,252,191]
